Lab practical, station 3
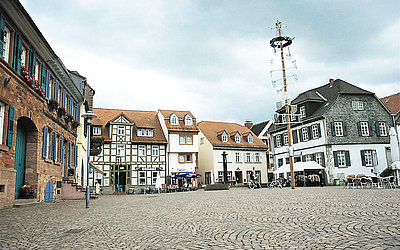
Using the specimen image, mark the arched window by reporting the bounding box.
[184,115,193,126]
[170,114,178,125]
[248,134,253,143]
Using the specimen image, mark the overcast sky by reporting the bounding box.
[20,0,400,125]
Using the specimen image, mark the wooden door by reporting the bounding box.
[14,123,27,199]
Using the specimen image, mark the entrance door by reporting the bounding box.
[14,123,27,199]
[205,172,211,185]
[44,181,54,202]
[235,171,243,184]
[114,167,127,192]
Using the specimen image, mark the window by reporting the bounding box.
[378,122,387,136]
[218,171,232,182]
[299,106,306,118]
[311,124,320,139]
[302,127,309,141]
[117,125,125,135]
[184,115,193,126]
[305,154,312,162]
[361,150,377,167]
[222,133,228,142]
[278,158,283,167]
[139,172,146,185]
[247,134,253,143]
[178,153,192,163]
[315,152,324,166]
[235,152,241,163]
[0,102,4,144]
[117,145,125,156]
[152,172,158,184]
[200,137,204,145]
[179,135,193,145]
[360,122,369,136]
[245,153,251,163]
[334,122,343,136]
[283,133,288,146]
[20,45,26,66]
[170,114,178,125]
[333,150,351,167]
[52,132,58,161]
[276,135,282,147]
[255,152,261,163]
[235,134,241,143]
[138,145,146,156]
[138,129,153,137]
[42,126,50,159]
[152,146,159,156]
[352,101,364,110]
[93,126,102,136]
[2,26,11,62]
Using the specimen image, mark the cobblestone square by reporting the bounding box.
[0,187,399,249]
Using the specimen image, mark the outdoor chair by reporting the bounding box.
[360,177,372,189]
[370,176,381,189]
[346,177,356,189]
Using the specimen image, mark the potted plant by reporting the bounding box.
[57,107,66,117]
[65,113,73,124]
[48,99,59,111]
[19,184,35,199]
[71,119,80,129]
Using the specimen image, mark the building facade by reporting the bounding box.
[90,108,167,194]
[270,79,393,183]
[157,110,199,185]
[198,121,268,185]
[0,1,86,208]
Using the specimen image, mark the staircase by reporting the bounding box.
[61,176,85,200]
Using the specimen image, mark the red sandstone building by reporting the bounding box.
[0,1,89,208]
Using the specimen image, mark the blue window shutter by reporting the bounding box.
[60,136,64,164]
[51,132,55,161]
[69,142,72,166]
[0,14,5,58]
[74,145,78,167]
[69,97,73,115]
[41,65,46,89]
[63,90,67,109]
[61,89,65,108]
[54,80,59,101]
[16,35,21,73]
[75,104,81,121]
[45,69,50,100]
[42,126,48,158]
[29,51,36,76]
[6,105,15,147]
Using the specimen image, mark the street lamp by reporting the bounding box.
[81,110,97,208]
[116,156,120,195]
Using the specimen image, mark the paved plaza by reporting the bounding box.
[0,186,399,249]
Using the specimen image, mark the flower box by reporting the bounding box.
[57,107,66,117]
[48,99,59,111]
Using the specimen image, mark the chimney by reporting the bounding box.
[244,120,253,129]
[329,79,334,88]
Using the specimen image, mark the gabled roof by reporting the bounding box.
[158,109,199,132]
[251,120,273,137]
[92,108,167,144]
[198,121,267,149]
[380,92,400,116]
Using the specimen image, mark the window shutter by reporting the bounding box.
[74,145,78,167]
[299,128,304,142]
[292,129,298,144]
[368,121,373,136]
[69,97,73,114]
[54,80,59,101]
[0,14,5,58]
[343,122,348,136]
[311,153,316,161]
[273,136,277,147]
[321,152,325,167]
[360,150,366,166]
[317,124,321,138]
[41,65,46,89]
[52,132,56,161]
[69,142,72,166]
[307,126,311,139]
[375,122,380,137]
[42,126,48,158]
[60,136,64,164]
[6,105,15,147]
[331,122,336,136]
[345,151,351,166]
[357,122,362,136]
[75,104,81,121]
[302,155,306,162]
[29,51,35,76]
[13,34,22,73]
[45,69,51,100]
[333,151,338,167]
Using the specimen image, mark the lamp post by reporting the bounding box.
[116,156,120,195]
[222,151,228,184]
[81,110,97,208]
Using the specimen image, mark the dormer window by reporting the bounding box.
[299,106,306,118]
[184,115,193,126]
[117,125,125,135]
[235,134,241,143]
[247,133,253,143]
[93,126,102,136]
[170,114,178,126]
[138,129,154,137]
[221,132,228,142]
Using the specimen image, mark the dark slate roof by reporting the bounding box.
[271,79,374,132]
[251,121,269,136]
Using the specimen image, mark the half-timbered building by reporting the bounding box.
[90,108,167,194]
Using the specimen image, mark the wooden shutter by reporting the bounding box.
[41,65,46,89]
[343,122,348,136]
[345,151,351,166]
[333,151,338,167]
[368,121,373,136]
[60,136,64,164]
[51,132,55,161]
[75,104,80,121]
[357,122,362,136]
[69,142,72,166]
[317,124,321,138]
[74,145,78,167]
[6,105,15,147]
[331,122,336,136]
[13,34,22,73]
[292,129,298,144]
[45,69,51,100]
[42,126,48,158]
[299,128,304,142]
[69,97,73,115]
[360,150,366,166]
[0,14,5,58]
[375,122,380,137]
[321,152,325,167]
[54,80,59,101]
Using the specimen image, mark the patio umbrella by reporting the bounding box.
[211,171,215,184]
[389,127,400,185]
[155,172,162,190]
[372,150,379,176]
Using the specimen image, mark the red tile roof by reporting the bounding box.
[158,109,199,132]
[380,92,400,115]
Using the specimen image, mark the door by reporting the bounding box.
[114,166,127,192]
[235,171,243,184]
[14,123,27,199]
[44,181,54,202]
[205,172,211,185]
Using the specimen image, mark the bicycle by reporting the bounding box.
[248,180,262,189]
[268,180,283,189]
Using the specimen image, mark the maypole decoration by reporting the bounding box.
[270,20,299,189]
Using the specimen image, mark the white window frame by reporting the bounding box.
[152,146,159,156]
[179,135,186,144]
[235,134,241,143]
[363,150,373,166]
[283,133,288,146]
[316,153,323,166]
[337,151,346,167]
[186,135,192,144]
[3,26,11,62]
[255,152,260,163]
[20,45,26,67]
[184,115,193,126]
[352,101,364,110]
[305,154,312,162]
[247,134,253,143]
[302,127,309,141]
[299,106,306,118]
[379,122,387,136]
[93,126,101,136]
[179,154,185,163]
[138,145,146,156]
[0,102,4,144]
[34,62,39,81]
[117,125,125,136]
[276,135,282,148]
[222,133,228,142]
[152,172,158,184]
[360,121,369,136]
[139,171,146,185]
[334,122,343,136]
[235,152,240,163]
[170,114,178,126]
[245,153,251,163]
[117,144,125,156]
[312,124,319,139]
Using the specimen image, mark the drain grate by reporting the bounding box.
[65,228,84,234]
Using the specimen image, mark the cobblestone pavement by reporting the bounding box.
[0,187,399,249]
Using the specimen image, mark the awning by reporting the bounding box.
[90,163,105,175]
[172,172,201,178]
[273,161,324,175]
